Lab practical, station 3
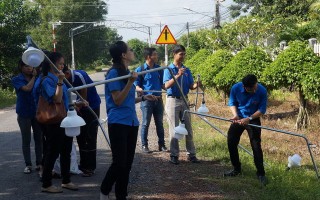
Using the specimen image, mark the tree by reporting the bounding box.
[211,16,283,53]
[0,0,39,88]
[215,46,271,99]
[127,39,148,66]
[197,50,233,89]
[230,0,314,20]
[30,0,120,68]
[262,40,320,129]
[184,49,211,76]
[178,29,215,52]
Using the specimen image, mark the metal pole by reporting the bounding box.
[52,24,56,52]
[71,32,75,69]
[195,74,200,111]
[165,44,168,66]
[183,110,320,179]
[148,27,152,47]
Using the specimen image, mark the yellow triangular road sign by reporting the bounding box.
[156,25,177,44]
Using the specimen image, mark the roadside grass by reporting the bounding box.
[0,88,16,109]
[185,89,320,200]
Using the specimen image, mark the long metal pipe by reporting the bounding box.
[183,110,320,179]
[137,89,204,95]
[67,66,168,145]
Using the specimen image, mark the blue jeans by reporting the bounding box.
[140,99,165,147]
[17,115,42,166]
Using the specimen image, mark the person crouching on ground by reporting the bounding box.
[224,74,268,186]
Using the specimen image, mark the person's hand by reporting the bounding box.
[197,81,203,88]
[230,115,240,124]
[128,72,138,83]
[136,87,144,97]
[57,71,65,82]
[238,117,250,126]
[144,94,158,101]
[32,69,37,77]
[177,67,186,77]
[75,100,89,110]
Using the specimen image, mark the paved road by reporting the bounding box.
[0,71,111,200]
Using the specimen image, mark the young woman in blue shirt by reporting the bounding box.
[11,59,42,174]
[100,41,156,200]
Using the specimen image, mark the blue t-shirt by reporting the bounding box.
[134,63,163,96]
[105,68,139,126]
[163,63,194,97]
[228,82,267,118]
[33,72,69,110]
[68,70,101,110]
[11,73,37,118]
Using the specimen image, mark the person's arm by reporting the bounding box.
[111,72,137,106]
[53,71,65,103]
[135,94,157,103]
[21,70,37,92]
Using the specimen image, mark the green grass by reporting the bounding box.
[0,88,16,109]
[192,118,320,200]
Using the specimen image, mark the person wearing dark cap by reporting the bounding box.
[163,44,201,165]
[224,74,268,186]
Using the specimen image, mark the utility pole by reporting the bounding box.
[214,0,221,29]
[186,22,190,47]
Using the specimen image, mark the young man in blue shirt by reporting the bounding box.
[224,74,268,186]
[163,44,201,165]
[135,48,167,153]
[63,66,101,177]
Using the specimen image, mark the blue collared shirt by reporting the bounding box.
[33,72,69,110]
[134,63,163,96]
[228,82,267,118]
[11,73,37,118]
[163,63,194,97]
[68,70,101,109]
[105,68,139,126]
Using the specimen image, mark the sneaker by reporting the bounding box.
[258,175,268,186]
[24,166,32,174]
[61,182,78,191]
[188,156,200,163]
[159,145,168,152]
[223,169,241,177]
[100,192,110,200]
[170,156,179,165]
[142,145,151,153]
[41,185,63,193]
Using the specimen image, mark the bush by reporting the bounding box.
[215,45,271,95]
[197,49,233,88]
[185,49,211,76]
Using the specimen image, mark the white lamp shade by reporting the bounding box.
[65,127,81,137]
[174,123,188,140]
[60,110,86,137]
[197,103,209,113]
[288,154,301,168]
[22,47,44,67]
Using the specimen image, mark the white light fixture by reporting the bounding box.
[197,102,209,114]
[174,122,188,140]
[60,109,86,137]
[22,47,45,67]
[288,154,301,168]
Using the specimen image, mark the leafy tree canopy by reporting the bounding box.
[184,49,211,76]
[230,0,314,21]
[0,0,39,88]
[198,49,233,89]
[215,45,271,94]
[30,0,121,68]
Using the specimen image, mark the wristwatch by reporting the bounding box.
[248,117,253,121]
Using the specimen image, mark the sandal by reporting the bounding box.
[24,166,32,174]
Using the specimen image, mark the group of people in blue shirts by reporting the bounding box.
[12,51,101,193]
[12,41,268,199]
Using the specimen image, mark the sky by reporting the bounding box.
[105,0,234,43]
